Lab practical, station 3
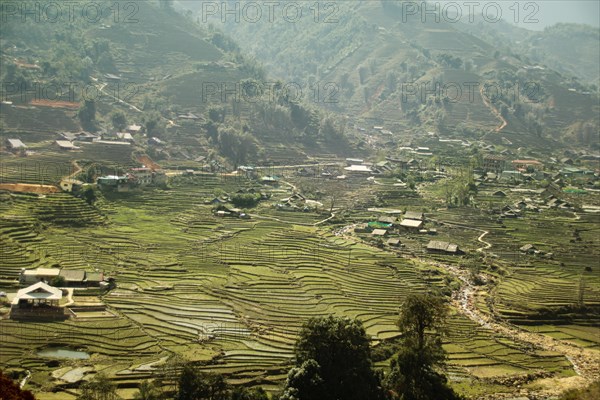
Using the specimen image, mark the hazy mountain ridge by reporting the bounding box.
[202,0,599,151]
[457,20,600,85]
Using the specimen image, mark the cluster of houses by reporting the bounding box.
[4,124,146,156]
[96,167,167,192]
[213,205,250,219]
[342,157,420,177]
[491,183,576,219]
[480,155,598,184]
[353,211,460,254]
[53,124,147,151]
[356,211,428,236]
[207,188,272,218]
[277,193,323,212]
[497,195,574,218]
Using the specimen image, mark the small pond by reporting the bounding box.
[37,347,90,359]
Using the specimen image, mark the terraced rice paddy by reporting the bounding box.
[444,313,574,379]
[1,172,598,398]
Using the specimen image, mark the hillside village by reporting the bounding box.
[0,1,599,400]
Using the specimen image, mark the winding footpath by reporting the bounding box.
[480,84,508,132]
[445,259,600,397]
[426,229,600,397]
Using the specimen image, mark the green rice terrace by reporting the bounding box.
[1,1,599,398]
[1,164,599,399]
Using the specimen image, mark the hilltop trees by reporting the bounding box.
[217,127,258,169]
[385,294,462,400]
[280,316,386,400]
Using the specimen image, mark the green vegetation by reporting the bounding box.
[208,2,598,149]
[280,316,385,400]
[386,294,462,400]
[176,365,229,400]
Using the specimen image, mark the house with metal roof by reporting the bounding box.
[371,229,388,237]
[6,138,27,151]
[399,219,424,230]
[426,241,462,254]
[19,268,61,285]
[404,211,424,221]
[56,140,80,150]
[59,269,86,286]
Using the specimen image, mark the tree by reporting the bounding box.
[78,100,96,131]
[157,355,185,395]
[77,373,119,400]
[176,364,229,400]
[51,275,66,287]
[143,111,165,137]
[280,360,323,400]
[208,106,226,123]
[319,116,342,142]
[111,111,127,132]
[217,127,257,168]
[80,187,97,205]
[231,193,260,208]
[0,370,35,400]
[280,315,385,400]
[385,294,462,400]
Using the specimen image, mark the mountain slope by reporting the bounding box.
[204,0,599,151]
[0,0,355,167]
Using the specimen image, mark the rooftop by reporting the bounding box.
[7,138,27,148]
[86,272,103,282]
[400,219,423,228]
[427,241,459,253]
[371,229,387,236]
[512,159,543,165]
[22,268,60,277]
[59,269,86,282]
[344,165,372,173]
[15,282,62,302]
[55,140,79,149]
[404,211,424,220]
[116,132,134,140]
